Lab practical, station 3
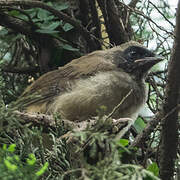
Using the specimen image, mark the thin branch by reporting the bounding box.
[128,0,140,8]
[1,6,34,25]
[117,1,174,37]
[0,12,34,36]
[2,66,40,75]
[148,1,175,28]
[148,70,167,76]
[106,89,133,120]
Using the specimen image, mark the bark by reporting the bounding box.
[159,1,180,179]
[97,0,131,45]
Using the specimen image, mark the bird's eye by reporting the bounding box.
[129,51,137,57]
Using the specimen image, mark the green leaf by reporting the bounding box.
[23,9,37,18]
[45,22,61,30]
[47,2,53,7]
[63,44,79,51]
[36,21,61,34]
[4,159,17,171]
[134,117,146,133]
[8,10,30,21]
[34,15,55,23]
[26,153,36,166]
[46,1,69,11]
[37,9,50,20]
[56,3,69,11]
[8,10,20,16]
[35,162,49,177]
[118,139,129,147]
[63,23,74,32]
[29,11,37,19]
[35,29,59,34]
[147,162,159,177]
[0,28,8,36]
[7,144,16,152]
[40,15,55,22]
[3,144,7,150]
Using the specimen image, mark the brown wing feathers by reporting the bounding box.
[20,50,116,112]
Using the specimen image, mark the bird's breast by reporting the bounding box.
[47,71,147,122]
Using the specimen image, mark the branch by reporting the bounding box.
[2,66,40,75]
[131,112,161,147]
[0,0,98,51]
[128,0,140,8]
[14,110,133,140]
[14,110,80,131]
[0,12,34,36]
[159,1,180,179]
[1,6,34,25]
[97,0,131,45]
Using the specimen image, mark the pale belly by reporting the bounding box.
[47,71,146,122]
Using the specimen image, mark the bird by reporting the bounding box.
[18,41,162,123]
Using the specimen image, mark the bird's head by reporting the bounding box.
[114,45,163,79]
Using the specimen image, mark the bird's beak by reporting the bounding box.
[134,56,163,72]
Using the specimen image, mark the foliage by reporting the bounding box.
[0,144,48,180]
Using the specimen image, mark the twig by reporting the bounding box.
[116,1,174,36]
[106,89,133,120]
[148,1,175,28]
